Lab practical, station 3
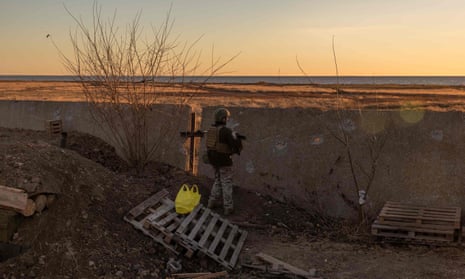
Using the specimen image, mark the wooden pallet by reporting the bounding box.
[372,220,456,242]
[379,201,461,228]
[46,120,62,136]
[126,190,248,267]
[175,205,248,269]
[124,189,193,256]
[143,198,197,257]
[372,201,461,242]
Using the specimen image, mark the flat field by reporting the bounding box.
[1,81,465,111]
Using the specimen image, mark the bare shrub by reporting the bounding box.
[298,37,390,224]
[57,3,236,171]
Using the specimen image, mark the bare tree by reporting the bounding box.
[57,3,237,171]
[298,37,390,224]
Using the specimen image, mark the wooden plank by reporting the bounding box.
[195,271,229,279]
[188,208,211,241]
[124,214,180,255]
[386,201,459,211]
[167,218,183,233]
[170,271,228,279]
[382,212,458,219]
[127,189,168,219]
[380,212,458,221]
[372,222,454,235]
[256,252,313,278]
[377,220,459,231]
[176,205,202,234]
[219,225,238,260]
[170,272,211,278]
[158,211,179,227]
[208,221,228,255]
[382,213,458,220]
[372,230,452,242]
[229,230,248,268]
[199,215,219,247]
[0,185,28,212]
[177,205,202,233]
[382,208,460,219]
[147,202,172,223]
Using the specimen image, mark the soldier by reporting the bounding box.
[205,107,243,216]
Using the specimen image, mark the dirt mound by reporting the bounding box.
[66,132,129,173]
[0,127,324,278]
[3,127,465,278]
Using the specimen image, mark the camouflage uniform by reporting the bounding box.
[206,108,243,215]
[209,166,234,211]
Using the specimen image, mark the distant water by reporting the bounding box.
[2,75,465,86]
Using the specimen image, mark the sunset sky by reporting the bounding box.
[2,0,465,76]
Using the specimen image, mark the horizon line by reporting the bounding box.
[2,74,465,77]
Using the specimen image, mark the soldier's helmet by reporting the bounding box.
[214,107,230,123]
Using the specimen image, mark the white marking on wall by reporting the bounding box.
[341,118,356,132]
[245,160,255,173]
[53,108,62,119]
[431,130,443,141]
[273,139,288,155]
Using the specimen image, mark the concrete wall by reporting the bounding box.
[2,100,465,220]
[198,107,465,220]
[0,100,191,169]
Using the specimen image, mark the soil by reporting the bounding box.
[1,127,465,279]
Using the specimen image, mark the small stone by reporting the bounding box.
[139,270,149,276]
[31,177,41,184]
[88,260,95,267]
[115,271,123,277]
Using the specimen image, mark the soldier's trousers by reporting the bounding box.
[209,166,234,210]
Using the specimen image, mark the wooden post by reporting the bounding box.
[180,113,204,175]
[189,112,196,173]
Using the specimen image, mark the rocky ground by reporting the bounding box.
[1,127,465,279]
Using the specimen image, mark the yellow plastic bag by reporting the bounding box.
[175,184,201,214]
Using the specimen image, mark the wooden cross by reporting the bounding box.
[180,113,205,174]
